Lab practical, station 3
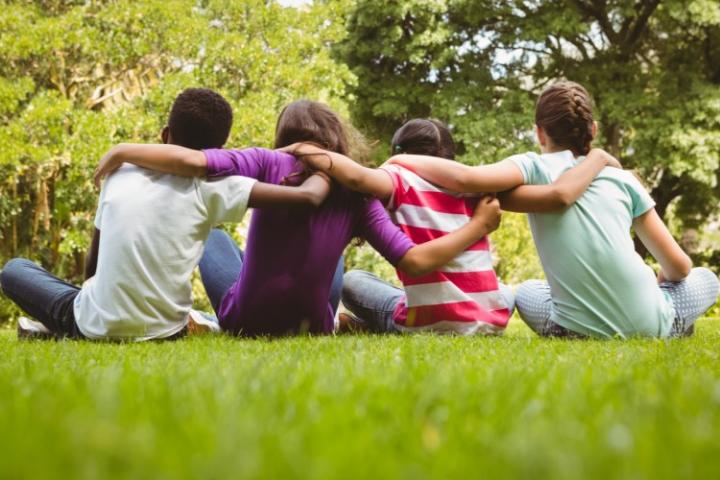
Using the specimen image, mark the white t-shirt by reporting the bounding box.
[74,165,256,340]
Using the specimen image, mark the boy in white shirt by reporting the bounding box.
[0,88,329,340]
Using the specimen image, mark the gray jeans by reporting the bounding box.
[515,267,720,338]
[341,269,515,333]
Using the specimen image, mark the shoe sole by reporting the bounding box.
[187,311,220,335]
[17,322,54,341]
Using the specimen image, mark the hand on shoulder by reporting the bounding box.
[588,148,622,169]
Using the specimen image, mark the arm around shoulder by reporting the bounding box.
[388,155,524,193]
[94,144,207,186]
[499,148,618,213]
[397,196,502,277]
[247,173,331,209]
[280,143,393,202]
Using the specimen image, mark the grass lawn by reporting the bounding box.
[1,317,719,480]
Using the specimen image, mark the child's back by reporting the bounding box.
[75,165,254,339]
[511,150,675,337]
[382,163,511,334]
[205,148,413,336]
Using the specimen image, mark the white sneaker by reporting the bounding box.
[187,309,221,335]
[17,316,53,340]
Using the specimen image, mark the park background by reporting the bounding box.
[1,1,720,479]
[1,0,719,320]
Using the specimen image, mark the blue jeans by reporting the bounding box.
[199,229,344,316]
[341,269,516,333]
[0,258,84,338]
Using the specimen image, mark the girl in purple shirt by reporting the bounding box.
[95,100,501,336]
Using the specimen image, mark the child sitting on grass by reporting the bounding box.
[0,88,331,340]
[280,118,618,334]
[388,81,720,338]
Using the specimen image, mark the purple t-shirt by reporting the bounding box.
[203,147,415,336]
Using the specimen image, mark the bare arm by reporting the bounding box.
[387,154,525,193]
[397,196,501,277]
[280,143,394,203]
[633,209,692,282]
[247,173,331,209]
[498,148,620,212]
[94,144,207,186]
[84,228,100,280]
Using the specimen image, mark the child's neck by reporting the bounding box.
[540,144,580,157]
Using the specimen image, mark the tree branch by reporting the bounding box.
[625,0,661,51]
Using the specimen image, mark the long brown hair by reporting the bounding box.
[274,100,351,154]
[535,81,594,156]
[391,118,456,160]
[274,100,371,180]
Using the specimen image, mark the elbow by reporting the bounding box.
[180,150,208,176]
[673,254,692,282]
[677,255,693,279]
[300,189,324,208]
[398,254,431,278]
[664,256,693,282]
[552,189,574,209]
[307,192,324,208]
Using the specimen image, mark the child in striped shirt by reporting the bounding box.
[282,119,616,334]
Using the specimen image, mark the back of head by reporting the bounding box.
[391,118,455,160]
[535,81,594,156]
[168,88,233,150]
[274,100,351,155]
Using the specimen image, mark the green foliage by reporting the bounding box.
[0,0,352,320]
[338,0,720,236]
[335,0,537,164]
[344,242,400,286]
[491,212,544,285]
[1,320,720,478]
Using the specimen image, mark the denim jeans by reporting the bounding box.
[0,258,84,338]
[341,269,516,334]
[341,270,404,333]
[199,229,344,316]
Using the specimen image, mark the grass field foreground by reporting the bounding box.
[1,319,719,479]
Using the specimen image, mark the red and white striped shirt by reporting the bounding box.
[382,164,511,335]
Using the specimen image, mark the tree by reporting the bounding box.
[338,0,720,249]
[0,0,352,320]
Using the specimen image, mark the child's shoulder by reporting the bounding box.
[383,163,441,191]
[599,167,649,192]
[507,151,543,163]
[506,151,555,185]
[506,151,547,172]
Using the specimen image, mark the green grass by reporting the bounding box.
[1,318,720,480]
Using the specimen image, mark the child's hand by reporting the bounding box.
[276,143,301,154]
[588,148,622,169]
[277,143,331,171]
[470,195,502,235]
[94,146,123,188]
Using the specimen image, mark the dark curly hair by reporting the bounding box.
[535,81,594,156]
[391,118,455,160]
[168,88,233,150]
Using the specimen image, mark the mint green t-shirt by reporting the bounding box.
[510,150,675,338]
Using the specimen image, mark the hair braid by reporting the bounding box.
[535,81,595,156]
